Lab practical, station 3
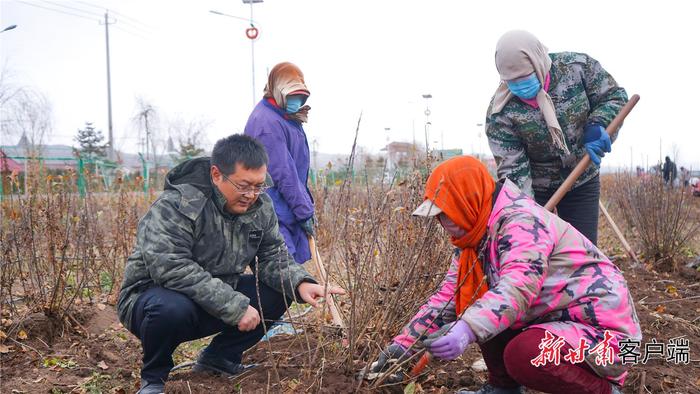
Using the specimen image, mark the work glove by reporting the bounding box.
[583,123,612,166]
[363,343,411,382]
[300,217,315,237]
[423,319,475,360]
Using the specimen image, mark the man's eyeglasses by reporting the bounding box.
[222,174,269,196]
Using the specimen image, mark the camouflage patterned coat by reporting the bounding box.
[486,52,628,194]
[117,158,316,331]
[394,180,641,384]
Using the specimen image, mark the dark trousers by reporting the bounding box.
[128,275,289,384]
[479,328,612,394]
[534,175,600,245]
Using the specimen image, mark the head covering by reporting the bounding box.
[419,156,493,313]
[263,62,311,123]
[490,30,570,155]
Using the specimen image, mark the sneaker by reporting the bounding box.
[456,383,524,394]
[192,352,257,377]
[137,380,164,394]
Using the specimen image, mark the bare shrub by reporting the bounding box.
[612,173,699,271]
[0,165,149,341]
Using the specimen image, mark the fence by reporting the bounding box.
[0,153,162,199]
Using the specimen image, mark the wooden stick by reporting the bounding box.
[308,236,345,328]
[599,200,641,266]
[545,94,640,211]
[638,371,646,394]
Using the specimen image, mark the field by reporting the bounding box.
[1,170,699,393]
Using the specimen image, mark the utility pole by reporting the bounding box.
[103,12,115,161]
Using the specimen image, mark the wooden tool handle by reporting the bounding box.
[308,235,345,328]
[544,94,640,211]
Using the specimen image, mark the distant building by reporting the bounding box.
[1,134,179,174]
[381,141,419,170]
[0,142,77,172]
[0,149,23,172]
[433,148,463,161]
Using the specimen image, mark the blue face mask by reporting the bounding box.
[506,73,541,99]
[285,95,306,114]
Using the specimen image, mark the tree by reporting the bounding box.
[167,115,210,163]
[132,96,159,162]
[1,86,53,157]
[175,140,205,163]
[74,122,107,160]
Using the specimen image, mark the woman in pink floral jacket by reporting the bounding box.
[371,156,641,394]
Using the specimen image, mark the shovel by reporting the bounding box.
[544,94,641,265]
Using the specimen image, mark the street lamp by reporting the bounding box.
[1,25,17,33]
[475,123,484,159]
[210,1,263,107]
[422,94,432,155]
[242,0,263,107]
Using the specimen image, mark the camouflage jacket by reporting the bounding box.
[486,52,628,194]
[117,158,316,331]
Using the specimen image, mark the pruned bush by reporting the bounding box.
[0,166,148,341]
[612,173,699,271]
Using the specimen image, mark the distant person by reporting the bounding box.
[117,135,344,394]
[662,156,677,185]
[485,30,628,245]
[680,166,690,187]
[245,62,315,264]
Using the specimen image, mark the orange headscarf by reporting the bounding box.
[263,62,311,123]
[424,156,494,314]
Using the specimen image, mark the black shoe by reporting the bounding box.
[137,380,164,394]
[192,352,257,377]
[456,384,524,394]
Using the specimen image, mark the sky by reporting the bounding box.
[1,0,698,170]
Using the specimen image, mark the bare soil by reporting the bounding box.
[1,259,699,393]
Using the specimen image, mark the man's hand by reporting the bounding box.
[297,282,345,307]
[238,305,261,332]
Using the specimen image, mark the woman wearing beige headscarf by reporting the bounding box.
[244,62,315,264]
[485,30,627,246]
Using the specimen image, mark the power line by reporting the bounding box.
[20,0,152,39]
[40,0,150,36]
[112,24,148,40]
[71,0,153,30]
[110,18,151,36]
[36,0,102,18]
[16,0,101,22]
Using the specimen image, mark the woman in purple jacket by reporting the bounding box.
[244,62,314,263]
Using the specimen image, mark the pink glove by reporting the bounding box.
[423,319,475,360]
